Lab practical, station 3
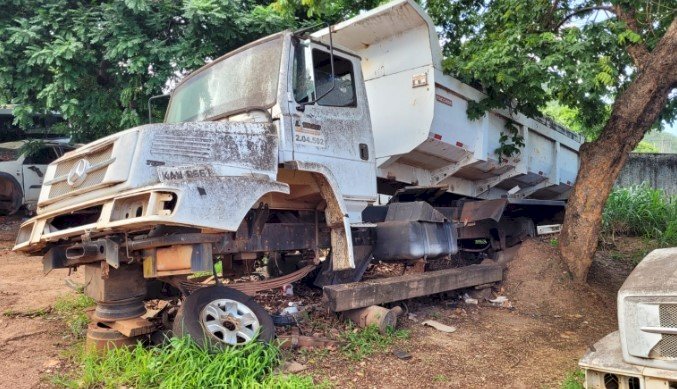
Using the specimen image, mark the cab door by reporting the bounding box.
[288,41,376,217]
[21,146,59,202]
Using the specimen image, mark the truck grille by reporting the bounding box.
[651,305,677,358]
[47,144,115,199]
[661,304,677,327]
[151,134,212,159]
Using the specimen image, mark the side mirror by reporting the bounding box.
[147,94,170,124]
[297,23,336,112]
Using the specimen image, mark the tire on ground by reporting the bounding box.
[0,174,23,216]
[173,286,275,348]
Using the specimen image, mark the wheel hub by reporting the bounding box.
[200,299,260,345]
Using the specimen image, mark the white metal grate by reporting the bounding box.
[48,144,114,199]
[651,305,677,358]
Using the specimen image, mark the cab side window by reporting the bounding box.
[24,146,59,165]
[292,44,357,107]
[55,145,74,156]
[312,49,356,107]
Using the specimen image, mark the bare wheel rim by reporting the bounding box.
[200,299,260,345]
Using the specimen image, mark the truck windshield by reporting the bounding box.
[165,36,283,123]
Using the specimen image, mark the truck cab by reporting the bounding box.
[14,31,376,270]
[164,33,377,217]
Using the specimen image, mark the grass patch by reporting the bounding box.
[433,374,448,382]
[3,307,51,318]
[53,293,96,339]
[48,292,317,388]
[340,324,410,361]
[53,336,316,388]
[603,185,677,246]
[560,369,584,389]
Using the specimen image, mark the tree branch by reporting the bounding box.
[541,0,560,29]
[553,5,614,31]
[613,5,651,69]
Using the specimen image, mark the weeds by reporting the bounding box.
[190,260,223,278]
[53,293,95,339]
[340,324,409,361]
[3,307,50,318]
[298,346,331,365]
[53,336,315,388]
[48,293,316,388]
[603,185,677,246]
[433,374,449,382]
[560,369,584,389]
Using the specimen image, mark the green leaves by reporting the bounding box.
[426,0,674,139]
[183,0,229,20]
[124,0,151,12]
[54,335,317,388]
[3,0,671,145]
[495,119,526,161]
[0,0,315,142]
[617,29,642,45]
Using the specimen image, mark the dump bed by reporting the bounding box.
[313,0,582,200]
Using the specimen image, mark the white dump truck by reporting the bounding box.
[13,0,582,347]
[580,248,677,388]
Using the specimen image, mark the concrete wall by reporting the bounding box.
[616,153,677,196]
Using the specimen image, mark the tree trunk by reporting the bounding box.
[559,17,677,282]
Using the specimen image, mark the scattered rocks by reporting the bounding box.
[282,361,307,373]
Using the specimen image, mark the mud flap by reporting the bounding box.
[314,245,373,287]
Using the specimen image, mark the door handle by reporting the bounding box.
[359,144,369,160]
[27,166,44,178]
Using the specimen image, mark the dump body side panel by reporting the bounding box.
[312,0,582,200]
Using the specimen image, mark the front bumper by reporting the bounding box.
[14,176,289,253]
[579,331,677,388]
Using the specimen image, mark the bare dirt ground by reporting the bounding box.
[0,215,83,389]
[0,214,640,388]
[288,237,634,388]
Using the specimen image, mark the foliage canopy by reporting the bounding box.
[426,0,676,140]
[0,0,382,142]
[0,0,291,141]
[2,0,674,146]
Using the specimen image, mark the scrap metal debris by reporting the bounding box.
[281,302,300,316]
[142,299,169,319]
[463,293,479,305]
[489,296,512,308]
[278,328,338,350]
[393,349,413,360]
[422,320,457,333]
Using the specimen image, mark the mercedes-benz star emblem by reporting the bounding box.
[66,158,91,187]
